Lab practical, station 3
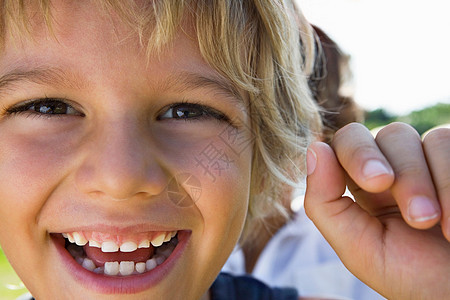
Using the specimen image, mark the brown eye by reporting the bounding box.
[7,98,83,117]
[172,104,205,119]
[158,103,228,122]
[32,101,72,114]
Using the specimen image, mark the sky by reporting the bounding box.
[297,0,450,115]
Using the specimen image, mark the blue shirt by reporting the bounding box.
[211,272,298,300]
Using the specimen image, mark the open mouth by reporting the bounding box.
[51,228,191,294]
[60,230,179,276]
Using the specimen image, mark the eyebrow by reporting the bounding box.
[0,67,89,93]
[163,71,246,109]
[0,67,246,109]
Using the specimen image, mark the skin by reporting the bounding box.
[305,122,450,299]
[0,1,252,299]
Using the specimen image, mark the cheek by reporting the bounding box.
[155,123,252,256]
[156,126,252,219]
[189,136,252,262]
[193,150,251,280]
[196,165,250,243]
[192,124,253,230]
[156,122,253,230]
[192,137,252,221]
[0,128,74,292]
[0,125,79,236]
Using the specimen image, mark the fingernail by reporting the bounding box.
[362,160,390,179]
[306,148,317,176]
[408,196,439,222]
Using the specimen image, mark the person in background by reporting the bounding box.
[309,25,364,144]
[223,25,384,300]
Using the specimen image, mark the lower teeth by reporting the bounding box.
[66,236,178,276]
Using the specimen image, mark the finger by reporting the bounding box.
[331,123,395,194]
[376,123,441,229]
[304,142,384,276]
[345,174,399,217]
[423,128,450,240]
[305,141,450,298]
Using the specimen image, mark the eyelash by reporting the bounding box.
[157,101,230,123]
[4,98,84,118]
[3,98,230,123]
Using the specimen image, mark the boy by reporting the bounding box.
[0,1,448,299]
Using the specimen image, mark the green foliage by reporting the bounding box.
[364,102,450,135]
[397,103,450,135]
[364,108,396,130]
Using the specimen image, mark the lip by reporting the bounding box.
[55,223,182,235]
[51,230,191,294]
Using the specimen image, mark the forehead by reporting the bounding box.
[0,1,246,106]
[2,1,147,63]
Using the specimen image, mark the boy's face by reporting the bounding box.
[0,2,252,299]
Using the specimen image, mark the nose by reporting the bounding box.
[75,118,167,201]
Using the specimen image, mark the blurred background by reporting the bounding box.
[1,1,450,299]
[300,0,450,133]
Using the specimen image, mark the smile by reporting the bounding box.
[62,231,178,276]
[51,229,191,294]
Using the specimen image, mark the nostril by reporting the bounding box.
[72,123,168,200]
[74,157,168,201]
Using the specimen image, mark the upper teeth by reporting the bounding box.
[89,240,102,248]
[64,231,177,253]
[102,241,119,252]
[73,232,88,246]
[120,241,137,252]
[151,233,165,247]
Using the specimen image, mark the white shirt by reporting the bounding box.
[222,207,385,300]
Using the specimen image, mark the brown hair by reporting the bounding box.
[309,25,363,144]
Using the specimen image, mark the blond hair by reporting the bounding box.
[0,0,322,243]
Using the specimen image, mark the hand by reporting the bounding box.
[304,122,450,299]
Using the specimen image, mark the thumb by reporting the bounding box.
[304,142,384,278]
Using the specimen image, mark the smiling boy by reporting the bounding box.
[0,1,449,300]
[0,1,256,298]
